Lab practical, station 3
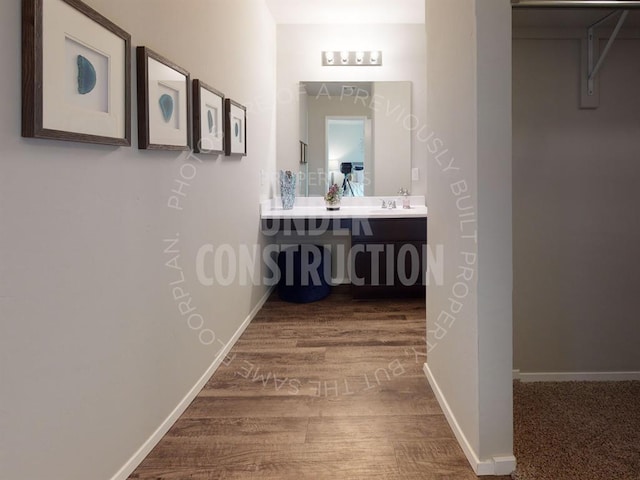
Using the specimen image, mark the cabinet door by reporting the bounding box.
[393,241,425,289]
[351,218,427,299]
[351,243,393,287]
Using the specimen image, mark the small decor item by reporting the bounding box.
[324,183,342,211]
[224,99,247,156]
[279,170,296,210]
[399,188,411,209]
[158,94,174,122]
[76,55,97,94]
[192,80,224,154]
[22,0,131,145]
[136,46,191,150]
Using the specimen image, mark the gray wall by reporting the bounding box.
[513,34,640,373]
[0,1,276,478]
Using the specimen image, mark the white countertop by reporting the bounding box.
[261,196,428,219]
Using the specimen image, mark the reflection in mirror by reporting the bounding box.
[299,81,411,197]
[328,117,368,197]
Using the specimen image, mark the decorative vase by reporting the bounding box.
[324,183,342,211]
[279,170,296,210]
[325,199,340,211]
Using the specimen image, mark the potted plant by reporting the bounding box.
[324,183,342,211]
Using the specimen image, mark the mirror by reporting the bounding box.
[299,81,412,197]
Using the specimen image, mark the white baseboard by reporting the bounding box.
[423,363,517,477]
[110,286,274,480]
[513,369,640,382]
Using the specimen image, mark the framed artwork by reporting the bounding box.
[136,46,191,150]
[224,99,246,156]
[192,80,224,155]
[22,0,131,146]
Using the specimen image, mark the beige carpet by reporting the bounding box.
[512,380,640,480]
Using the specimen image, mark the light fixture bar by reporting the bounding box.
[322,50,383,67]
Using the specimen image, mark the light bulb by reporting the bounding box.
[325,51,334,65]
[340,51,349,64]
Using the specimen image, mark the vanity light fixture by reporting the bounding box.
[322,50,383,67]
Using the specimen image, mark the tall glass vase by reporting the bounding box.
[279,170,296,210]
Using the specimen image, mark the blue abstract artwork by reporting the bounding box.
[207,110,214,133]
[76,55,96,95]
[159,94,174,123]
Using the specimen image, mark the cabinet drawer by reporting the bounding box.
[351,217,426,242]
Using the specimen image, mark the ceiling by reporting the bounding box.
[265,0,425,24]
[265,2,639,28]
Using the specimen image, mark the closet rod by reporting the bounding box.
[512,1,640,8]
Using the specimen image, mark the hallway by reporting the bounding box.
[129,288,507,479]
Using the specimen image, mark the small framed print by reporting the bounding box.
[22,0,131,145]
[224,99,246,156]
[192,80,224,155]
[136,46,191,150]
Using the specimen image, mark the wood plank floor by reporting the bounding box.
[129,287,510,480]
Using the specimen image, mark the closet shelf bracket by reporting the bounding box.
[582,9,629,108]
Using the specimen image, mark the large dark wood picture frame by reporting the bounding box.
[192,80,225,155]
[224,98,247,156]
[22,0,131,146]
[136,46,191,151]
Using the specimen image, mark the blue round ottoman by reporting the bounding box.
[277,245,331,303]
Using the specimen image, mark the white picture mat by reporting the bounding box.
[229,103,245,154]
[199,88,223,152]
[147,57,188,146]
[42,0,126,138]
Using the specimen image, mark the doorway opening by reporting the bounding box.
[325,116,371,197]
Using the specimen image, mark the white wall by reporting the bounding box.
[425,0,514,474]
[276,24,427,196]
[0,1,276,479]
[513,33,640,374]
[476,1,514,462]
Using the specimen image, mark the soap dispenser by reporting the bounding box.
[399,188,411,209]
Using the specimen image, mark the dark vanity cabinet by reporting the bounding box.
[351,218,427,299]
